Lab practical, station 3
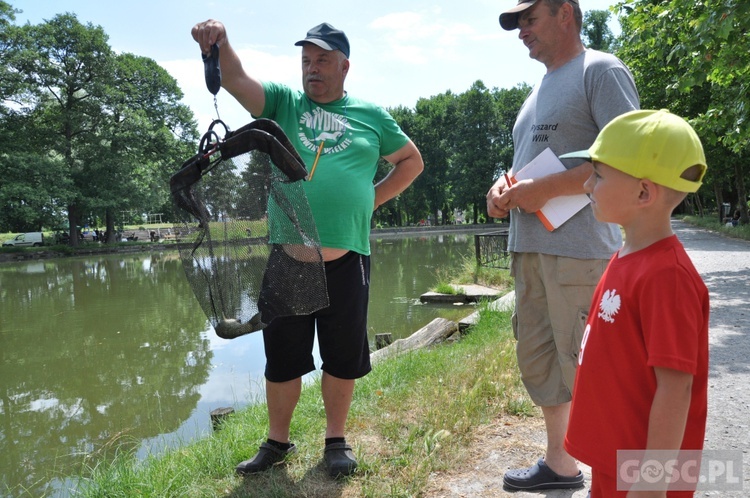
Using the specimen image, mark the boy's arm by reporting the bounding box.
[626,367,693,498]
[646,367,693,449]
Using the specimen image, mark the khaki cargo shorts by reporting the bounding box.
[510,252,608,406]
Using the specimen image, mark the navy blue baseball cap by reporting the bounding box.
[295,23,350,58]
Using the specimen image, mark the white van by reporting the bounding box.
[2,232,45,247]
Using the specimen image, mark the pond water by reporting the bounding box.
[0,230,485,497]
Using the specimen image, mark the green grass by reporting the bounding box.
[433,254,514,293]
[433,282,460,295]
[681,214,750,241]
[61,302,532,498]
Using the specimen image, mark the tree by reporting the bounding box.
[0,153,72,232]
[384,84,529,227]
[582,9,615,52]
[376,105,424,226]
[0,1,21,101]
[1,12,198,240]
[492,84,531,179]
[400,92,457,225]
[616,0,750,223]
[6,14,115,244]
[451,81,501,224]
[81,52,197,242]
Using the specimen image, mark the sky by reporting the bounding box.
[13,0,620,132]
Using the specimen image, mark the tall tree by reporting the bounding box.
[492,84,531,180]
[451,81,500,224]
[82,52,197,242]
[405,92,457,225]
[0,3,75,232]
[582,9,615,52]
[377,105,426,226]
[8,14,115,244]
[0,0,21,102]
[616,0,749,222]
[1,12,198,239]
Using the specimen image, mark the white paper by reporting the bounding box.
[513,147,591,231]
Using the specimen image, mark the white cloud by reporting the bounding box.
[367,9,482,68]
[160,48,301,131]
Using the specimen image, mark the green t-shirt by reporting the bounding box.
[257,82,409,255]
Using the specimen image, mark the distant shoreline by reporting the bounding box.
[0,223,509,265]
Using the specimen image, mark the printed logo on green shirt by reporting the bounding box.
[298,106,352,155]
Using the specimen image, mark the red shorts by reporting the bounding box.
[590,468,696,497]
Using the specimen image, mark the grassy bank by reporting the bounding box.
[68,303,531,497]
[681,215,750,241]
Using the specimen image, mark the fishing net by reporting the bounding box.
[170,119,328,339]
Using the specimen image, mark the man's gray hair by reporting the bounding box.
[545,0,583,33]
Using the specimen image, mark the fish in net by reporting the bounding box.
[170,118,329,339]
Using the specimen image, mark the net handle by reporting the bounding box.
[169,118,309,200]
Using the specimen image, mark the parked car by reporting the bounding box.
[2,232,44,247]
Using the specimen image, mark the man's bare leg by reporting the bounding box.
[321,371,355,438]
[234,377,301,474]
[541,402,580,476]
[266,377,301,443]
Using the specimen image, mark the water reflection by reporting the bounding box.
[370,233,474,337]
[0,253,212,497]
[0,232,475,497]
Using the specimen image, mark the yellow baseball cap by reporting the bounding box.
[560,109,707,193]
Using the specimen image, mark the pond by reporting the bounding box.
[0,229,491,497]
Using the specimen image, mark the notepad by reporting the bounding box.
[510,147,591,231]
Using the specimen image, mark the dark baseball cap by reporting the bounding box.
[294,22,350,58]
[499,0,579,31]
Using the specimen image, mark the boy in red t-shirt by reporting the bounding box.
[560,109,710,497]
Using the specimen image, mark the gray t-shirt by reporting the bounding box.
[508,49,640,259]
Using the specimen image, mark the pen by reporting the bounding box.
[504,173,521,213]
[308,140,325,180]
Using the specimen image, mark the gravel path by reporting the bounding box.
[674,220,750,497]
[426,219,750,497]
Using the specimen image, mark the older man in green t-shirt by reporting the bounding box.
[192,20,423,478]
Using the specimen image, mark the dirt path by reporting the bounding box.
[425,220,750,497]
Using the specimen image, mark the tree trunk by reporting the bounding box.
[681,195,694,216]
[694,192,704,218]
[735,161,748,225]
[714,185,724,224]
[370,318,459,363]
[105,208,116,243]
[67,205,79,247]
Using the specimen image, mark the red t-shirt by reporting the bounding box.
[566,235,709,476]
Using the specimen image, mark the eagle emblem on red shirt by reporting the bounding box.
[598,289,620,323]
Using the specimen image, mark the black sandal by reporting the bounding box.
[324,442,358,478]
[235,442,296,475]
[503,457,584,490]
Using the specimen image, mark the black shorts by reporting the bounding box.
[262,251,372,382]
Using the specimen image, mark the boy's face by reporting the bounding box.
[584,162,642,224]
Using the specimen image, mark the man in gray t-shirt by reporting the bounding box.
[486,0,639,491]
